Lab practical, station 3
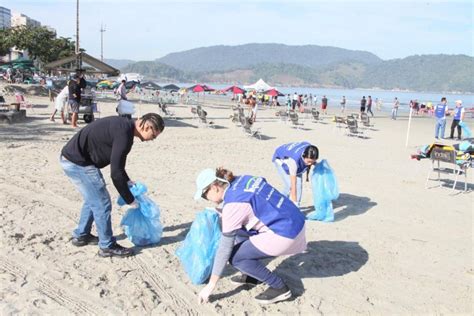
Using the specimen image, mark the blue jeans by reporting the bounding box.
[391,108,398,119]
[60,156,115,248]
[274,162,302,204]
[229,239,285,289]
[434,117,446,139]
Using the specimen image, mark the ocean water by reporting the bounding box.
[160,82,473,113]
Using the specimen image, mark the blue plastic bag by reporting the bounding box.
[307,159,339,222]
[118,182,163,246]
[458,121,472,138]
[175,208,221,284]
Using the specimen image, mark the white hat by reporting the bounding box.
[455,100,462,105]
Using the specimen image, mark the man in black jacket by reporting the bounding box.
[60,113,165,257]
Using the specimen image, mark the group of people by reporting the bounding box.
[60,117,320,304]
[433,97,466,140]
[49,69,87,128]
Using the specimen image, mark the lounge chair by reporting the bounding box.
[197,106,214,127]
[288,110,302,129]
[425,146,470,191]
[311,108,321,122]
[345,116,363,137]
[239,115,260,139]
[159,102,176,119]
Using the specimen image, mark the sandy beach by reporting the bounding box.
[0,89,472,315]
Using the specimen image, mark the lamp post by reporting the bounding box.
[100,23,106,61]
[75,0,81,69]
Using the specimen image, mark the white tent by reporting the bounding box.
[244,78,274,92]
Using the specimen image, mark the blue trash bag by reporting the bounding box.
[118,182,163,246]
[459,121,472,138]
[307,159,339,222]
[459,140,472,152]
[175,208,221,284]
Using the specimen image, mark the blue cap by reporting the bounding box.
[194,168,218,200]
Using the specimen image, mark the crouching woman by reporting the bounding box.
[194,167,306,305]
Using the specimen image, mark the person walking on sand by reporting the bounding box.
[449,100,465,140]
[434,97,449,139]
[117,79,128,101]
[272,141,319,206]
[391,97,399,120]
[321,95,328,115]
[360,96,366,113]
[194,167,306,305]
[60,113,165,257]
[367,96,374,117]
[292,92,298,110]
[50,85,69,124]
[340,96,346,113]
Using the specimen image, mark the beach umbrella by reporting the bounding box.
[225,85,245,94]
[140,81,161,90]
[265,88,284,97]
[162,84,180,91]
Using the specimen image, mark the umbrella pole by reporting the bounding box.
[405,107,413,147]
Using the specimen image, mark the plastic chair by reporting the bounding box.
[425,147,470,191]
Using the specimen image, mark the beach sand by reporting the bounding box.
[0,91,472,315]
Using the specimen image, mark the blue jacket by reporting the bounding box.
[453,107,463,120]
[223,175,305,239]
[434,103,448,119]
[272,142,310,175]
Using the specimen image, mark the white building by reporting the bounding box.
[11,12,41,28]
[0,6,11,29]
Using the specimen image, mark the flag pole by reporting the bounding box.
[405,106,413,147]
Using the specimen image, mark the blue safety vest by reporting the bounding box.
[223,175,305,239]
[272,142,310,175]
[453,107,463,120]
[434,103,447,119]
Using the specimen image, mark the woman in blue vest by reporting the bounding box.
[449,100,465,140]
[434,97,449,139]
[194,167,306,305]
[272,141,319,205]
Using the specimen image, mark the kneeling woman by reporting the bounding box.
[194,167,306,305]
[272,141,319,205]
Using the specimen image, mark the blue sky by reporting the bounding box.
[2,0,472,61]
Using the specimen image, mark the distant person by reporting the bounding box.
[68,75,82,128]
[60,113,165,257]
[321,95,328,115]
[194,167,306,305]
[272,142,319,206]
[340,96,346,113]
[117,79,128,100]
[449,100,465,140]
[391,97,399,120]
[50,85,68,124]
[286,94,291,110]
[434,97,449,139]
[292,92,298,110]
[308,93,313,107]
[360,96,366,113]
[367,96,374,117]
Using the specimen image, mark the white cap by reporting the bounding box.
[455,100,462,105]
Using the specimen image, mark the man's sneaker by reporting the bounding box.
[98,243,134,258]
[230,274,262,286]
[254,285,292,305]
[71,234,99,247]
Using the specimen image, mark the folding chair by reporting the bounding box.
[239,115,261,139]
[197,107,214,127]
[345,116,364,137]
[425,147,470,191]
[311,108,321,122]
[15,93,34,112]
[288,110,303,129]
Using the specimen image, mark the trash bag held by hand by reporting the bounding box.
[119,182,163,246]
[307,159,339,222]
[175,208,221,284]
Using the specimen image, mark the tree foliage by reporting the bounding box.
[1,26,75,66]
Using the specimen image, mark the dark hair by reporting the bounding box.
[303,145,319,182]
[122,79,126,83]
[139,113,165,133]
[441,97,447,102]
[210,167,235,189]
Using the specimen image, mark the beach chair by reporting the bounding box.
[197,107,214,127]
[288,110,302,129]
[425,146,470,191]
[159,103,176,119]
[15,93,33,112]
[239,115,261,139]
[345,116,363,137]
[311,108,321,122]
[333,116,347,133]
